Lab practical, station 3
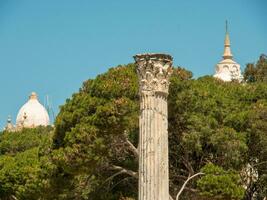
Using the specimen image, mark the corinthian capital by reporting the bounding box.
[134,53,173,94]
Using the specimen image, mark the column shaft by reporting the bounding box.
[134,53,173,200]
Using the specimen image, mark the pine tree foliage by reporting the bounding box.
[0,56,266,199]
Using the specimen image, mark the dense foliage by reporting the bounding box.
[0,127,54,200]
[244,54,267,82]
[0,55,266,200]
[168,72,267,199]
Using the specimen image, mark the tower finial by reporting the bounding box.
[223,20,233,59]
[226,20,228,34]
[29,92,38,100]
[7,115,11,123]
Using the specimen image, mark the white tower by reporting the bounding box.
[4,116,15,132]
[214,21,243,82]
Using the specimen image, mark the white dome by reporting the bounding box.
[16,92,50,128]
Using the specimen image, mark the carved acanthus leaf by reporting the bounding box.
[134,54,173,94]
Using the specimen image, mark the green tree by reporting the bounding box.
[52,64,265,200]
[0,127,54,200]
[168,76,251,199]
[245,102,267,199]
[51,64,194,200]
[1,60,267,200]
[244,54,267,82]
[197,163,244,200]
[51,64,139,200]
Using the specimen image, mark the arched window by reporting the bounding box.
[223,65,229,70]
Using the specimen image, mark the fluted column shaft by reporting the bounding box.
[134,53,173,200]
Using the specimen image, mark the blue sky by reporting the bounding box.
[0,0,266,129]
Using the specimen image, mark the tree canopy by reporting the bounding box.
[244,54,267,82]
[0,55,267,199]
[0,127,54,200]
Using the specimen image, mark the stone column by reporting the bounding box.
[134,53,173,200]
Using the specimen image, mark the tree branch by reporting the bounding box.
[176,172,204,200]
[101,170,127,187]
[181,156,194,176]
[172,174,188,180]
[252,160,267,167]
[110,165,138,179]
[123,130,138,158]
[11,195,18,200]
[184,186,198,193]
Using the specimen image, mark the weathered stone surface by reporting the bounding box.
[134,53,173,200]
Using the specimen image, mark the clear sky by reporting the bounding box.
[0,0,266,129]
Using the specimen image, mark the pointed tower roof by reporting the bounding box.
[222,20,233,60]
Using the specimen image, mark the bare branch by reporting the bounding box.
[176,172,204,200]
[252,161,267,167]
[181,156,194,176]
[184,187,198,193]
[110,165,138,179]
[11,195,18,200]
[101,170,127,187]
[172,174,188,180]
[123,130,138,158]
[99,165,138,190]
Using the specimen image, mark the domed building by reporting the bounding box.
[16,92,50,129]
[214,22,243,82]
